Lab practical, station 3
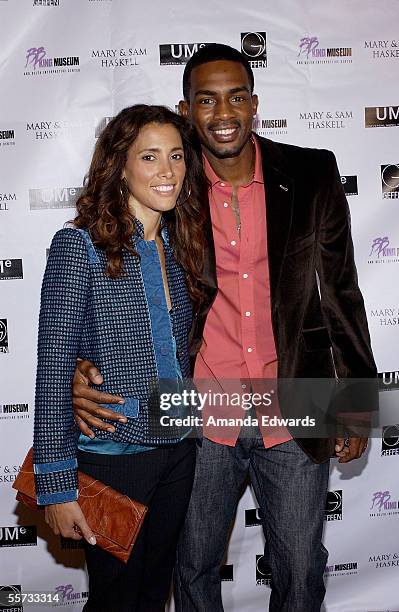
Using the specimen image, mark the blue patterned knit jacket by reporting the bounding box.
[33,223,192,505]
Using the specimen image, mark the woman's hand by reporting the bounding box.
[73,359,126,438]
[45,501,97,545]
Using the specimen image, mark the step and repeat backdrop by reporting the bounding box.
[1,0,399,610]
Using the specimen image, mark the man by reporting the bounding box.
[72,45,376,611]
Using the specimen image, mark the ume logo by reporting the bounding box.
[29,186,83,210]
[365,106,399,128]
[159,42,211,65]
[0,525,37,547]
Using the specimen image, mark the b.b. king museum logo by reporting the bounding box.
[0,404,30,420]
[0,129,15,148]
[297,36,352,64]
[368,237,399,264]
[24,47,80,75]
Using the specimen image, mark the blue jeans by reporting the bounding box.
[174,437,329,612]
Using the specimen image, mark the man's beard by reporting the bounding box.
[202,137,250,160]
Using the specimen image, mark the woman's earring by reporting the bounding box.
[120,178,128,201]
[177,186,192,207]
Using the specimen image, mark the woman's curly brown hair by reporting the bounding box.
[74,104,208,305]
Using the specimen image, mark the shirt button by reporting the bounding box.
[223,202,228,208]
[247,347,253,353]
[245,311,251,317]
[243,273,248,279]
[160,347,169,355]
[242,384,247,389]
[230,240,236,246]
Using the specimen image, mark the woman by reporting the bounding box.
[33,105,207,611]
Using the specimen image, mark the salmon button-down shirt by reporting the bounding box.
[194,137,292,448]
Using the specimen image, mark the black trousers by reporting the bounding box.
[78,439,196,612]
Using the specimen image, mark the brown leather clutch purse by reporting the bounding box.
[12,448,148,563]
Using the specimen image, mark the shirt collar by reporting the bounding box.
[203,133,264,187]
[134,217,170,246]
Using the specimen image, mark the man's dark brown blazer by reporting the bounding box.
[189,135,377,463]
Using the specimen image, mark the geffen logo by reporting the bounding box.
[91,47,146,68]
[0,404,30,421]
[0,320,9,354]
[324,490,343,521]
[241,32,267,68]
[24,47,80,76]
[378,371,399,392]
[370,307,399,326]
[219,565,233,581]
[95,117,114,138]
[0,585,22,612]
[0,259,23,280]
[29,187,83,210]
[368,237,399,264]
[297,36,352,64]
[0,193,16,212]
[370,490,399,517]
[159,43,210,66]
[364,39,399,59]
[0,526,37,548]
[369,552,399,568]
[0,129,15,148]
[341,175,358,196]
[381,164,399,199]
[253,116,288,137]
[381,425,399,456]
[324,561,358,576]
[256,555,272,586]
[299,110,353,129]
[365,106,399,128]
[245,508,263,527]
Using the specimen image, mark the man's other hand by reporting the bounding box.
[73,359,127,438]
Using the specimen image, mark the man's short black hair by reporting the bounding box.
[182,43,255,101]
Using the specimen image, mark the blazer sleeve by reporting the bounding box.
[33,228,90,505]
[315,151,378,423]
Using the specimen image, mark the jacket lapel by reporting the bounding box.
[258,137,294,309]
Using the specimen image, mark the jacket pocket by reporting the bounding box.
[302,326,331,351]
[102,396,139,419]
[286,231,315,255]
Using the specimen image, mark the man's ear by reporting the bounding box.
[178,99,189,118]
[251,94,259,117]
